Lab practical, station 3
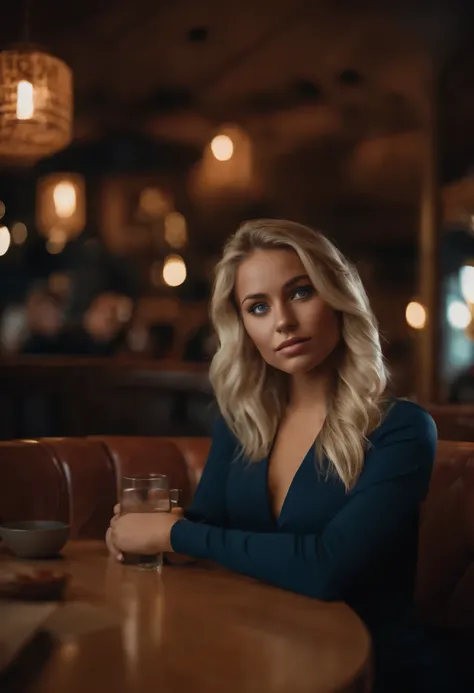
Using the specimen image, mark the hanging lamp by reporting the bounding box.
[0,1,73,163]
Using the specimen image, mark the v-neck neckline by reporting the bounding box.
[264,443,314,526]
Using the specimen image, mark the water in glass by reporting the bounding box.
[121,474,170,570]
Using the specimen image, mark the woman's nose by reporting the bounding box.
[275,303,298,334]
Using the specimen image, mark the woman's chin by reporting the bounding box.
[272,355,322,376]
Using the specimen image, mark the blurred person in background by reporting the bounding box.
[81,291,134,356]
[21,284,67,354]
[20,282,135,357]
[0,303,29,355]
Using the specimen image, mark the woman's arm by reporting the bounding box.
[171,409,436,600]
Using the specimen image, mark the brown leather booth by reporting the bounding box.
[0,436,209,540]
[428,405,474,442]
[1,435,473,680]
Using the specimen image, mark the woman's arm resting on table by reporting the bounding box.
[171,409,436,600]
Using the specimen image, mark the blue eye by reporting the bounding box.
[293,285,314,300]
[246,286,314,315]
[248,302,268,315]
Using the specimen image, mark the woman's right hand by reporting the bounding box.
[105,503,185,562]
[106,504,123,562]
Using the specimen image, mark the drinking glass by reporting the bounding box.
[169,488,181,508]
[121,474,170,571]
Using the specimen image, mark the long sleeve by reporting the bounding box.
[171,407,436,601]
[183,416,236,527]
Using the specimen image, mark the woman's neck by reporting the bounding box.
[288,344,343,413]
[288,366,334,414]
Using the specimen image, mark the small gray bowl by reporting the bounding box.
[0,521,70,559]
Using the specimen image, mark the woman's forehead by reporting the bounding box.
[235,248,307,296]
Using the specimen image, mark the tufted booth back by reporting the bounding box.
[0,436,210,539]
[415,441,474,628]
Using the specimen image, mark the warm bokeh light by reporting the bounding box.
[164,212,187,249]
[0,226,11,256]
[460,265,474,304]
[59,640,79,663]
[405,301,426,330]
[162,255,187,287]
[190,125,252,201]
[46,240,64,255]
[210,134,234,161]
[48,273,71,297]
[16,80,34,119]
[139,188,169,218]
[37,174,85,242]
[447,300,471,329]
[0,201,5,219]
[11,222,27,245]
[46,229,66,255]
[53,182,77,218]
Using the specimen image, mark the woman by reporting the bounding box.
[108,220,454,691]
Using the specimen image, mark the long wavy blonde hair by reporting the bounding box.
[209,219,389,490]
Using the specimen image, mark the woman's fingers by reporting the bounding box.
[107,504,181,562]
[105,527,114,554]
[105,526,123,562]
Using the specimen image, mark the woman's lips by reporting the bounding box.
[276,338,310,356]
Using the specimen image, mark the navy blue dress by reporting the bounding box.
[171,400,460,691]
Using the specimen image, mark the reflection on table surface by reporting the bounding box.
[1,541,372,693]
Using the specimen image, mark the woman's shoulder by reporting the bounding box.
[357,399,437,487]
[371,398,437,445]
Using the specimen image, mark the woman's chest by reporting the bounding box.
[225,450,349,533]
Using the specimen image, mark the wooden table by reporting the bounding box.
[1,541,372,693]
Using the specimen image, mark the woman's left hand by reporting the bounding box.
[110,508,184,556]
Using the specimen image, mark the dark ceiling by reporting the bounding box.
[2,0,474,244]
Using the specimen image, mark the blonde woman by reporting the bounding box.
[109,220,459,691]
